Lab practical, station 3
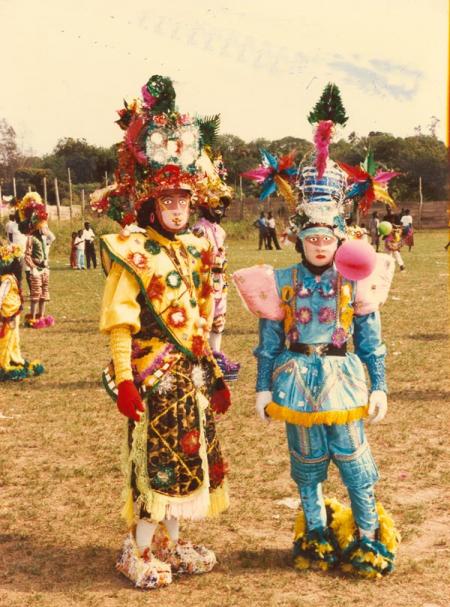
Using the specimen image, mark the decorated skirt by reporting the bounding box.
[122,354,229,524]
[267,350,369,427]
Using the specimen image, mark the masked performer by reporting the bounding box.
[193,154,240,381]
[0,239,44,380]
[235,84,398,578]
[16,192,55,328]
[93,75,230,590]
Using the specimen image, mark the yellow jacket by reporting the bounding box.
[100,227,222,392]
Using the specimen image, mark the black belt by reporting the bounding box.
[289,343,347,356]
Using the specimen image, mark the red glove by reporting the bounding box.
[211,377,231,414]
[117,380,145,422]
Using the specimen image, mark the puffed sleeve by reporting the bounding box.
[99,262,141,335]
[353,311,387,393]
[253,318,286,391]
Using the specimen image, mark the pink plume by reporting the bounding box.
[241,167,272,183]
[141,85,157,109]
[314,120,334,179]
[125,115,147,165]
[374,170,401,183]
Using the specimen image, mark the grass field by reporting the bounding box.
[0,226,449,607]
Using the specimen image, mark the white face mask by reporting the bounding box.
[303,234,338,266]
[155,191,191,233]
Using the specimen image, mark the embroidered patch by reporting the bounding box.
[144,239,161,255]
[166,271,182,288]
[187,245,201,258]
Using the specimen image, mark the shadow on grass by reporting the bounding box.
[221,548,292,571]
[411,333,449,341]
[41,379,102,389]
[0,534,124,592]
[390,389,450,401]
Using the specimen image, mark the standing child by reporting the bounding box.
[0,239,44,380]
[17,192,55,329]
[74,230,85,269]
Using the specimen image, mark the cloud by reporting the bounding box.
[329,58,421,100]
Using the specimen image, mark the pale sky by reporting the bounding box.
[0,0,447,155]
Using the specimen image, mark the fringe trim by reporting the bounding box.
[266,402,369,427]
[121,483,229,528]
[0,360,44,381]
[292,497,399,578]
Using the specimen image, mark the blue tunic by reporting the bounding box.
[254,263,387,422]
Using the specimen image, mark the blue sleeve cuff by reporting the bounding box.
[365,353,388,393]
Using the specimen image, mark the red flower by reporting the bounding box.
[167,306,187,328]
[201,282,213,298]
[121,212,136,226]
[200,249,215,269]
[209,460,229,486]
[180,430,200,455]
[211,378,231,414]
[191,335,205,357]
[127,251,148,269]
[147,275,165,300]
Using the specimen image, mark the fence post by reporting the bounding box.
[54,178,61,224]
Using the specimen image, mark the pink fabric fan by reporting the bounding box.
[232,265,284,320]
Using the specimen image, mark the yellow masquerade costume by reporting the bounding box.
[100,227,229,524]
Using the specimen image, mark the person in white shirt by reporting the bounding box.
[400,209,414,251]
[73,230,85,269]
[5,214,19,244]
[82,221,97,269]
[266,211,282,250]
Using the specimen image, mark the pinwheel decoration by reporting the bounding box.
[338,152,400,214]
[242,149,297,210]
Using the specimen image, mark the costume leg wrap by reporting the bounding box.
[299,484,327,531]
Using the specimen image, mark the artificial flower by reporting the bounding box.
[127,251,148,270]
[147,275,165,300]
[191,335,205,357]
[209,460,229,486]
[167,306,187,328]
[296,307,313,324]
[180,430,201,455]
[200,249,215,269]
[331,327,347,348]
[318,307,336,324]
[166,271,182,288]
[145,239,161,255]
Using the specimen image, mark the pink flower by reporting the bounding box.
[295,307,312,325]
[177,113,191,125]
[331,327,347,347]
[318,307,336,324]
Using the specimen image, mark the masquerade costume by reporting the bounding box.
[236,84,399,578]
[16,193,55,329]
[192,154,240,380]
[0,240,43,380]
[93,76,230,589]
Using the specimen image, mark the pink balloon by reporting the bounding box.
[335,240,377,281]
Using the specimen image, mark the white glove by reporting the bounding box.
[368,390,387,424]
[255,391,272,423]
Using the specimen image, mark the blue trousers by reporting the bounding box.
[286,420,379,532]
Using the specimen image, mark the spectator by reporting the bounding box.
[82,221,97,269]
[253,212,269,250]
[368,211,380,251]
[383,207,395,223]
[70,232,77,269]
[5,214,19,244]
[73,230,85,269]
[400,209,414,252]
[266,211,281,250]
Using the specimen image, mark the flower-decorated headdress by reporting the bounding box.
[91,75,223,225]
[0,239,22,271]
[294,83,350,238]
[17,192,48,234]
[196,148,234,209]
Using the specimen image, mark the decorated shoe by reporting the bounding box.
[331,501,399,579]
[293,525,340,571]
[116,533,172,589]
[152,526,217,575]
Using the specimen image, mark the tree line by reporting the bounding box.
[0,118,447,204]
